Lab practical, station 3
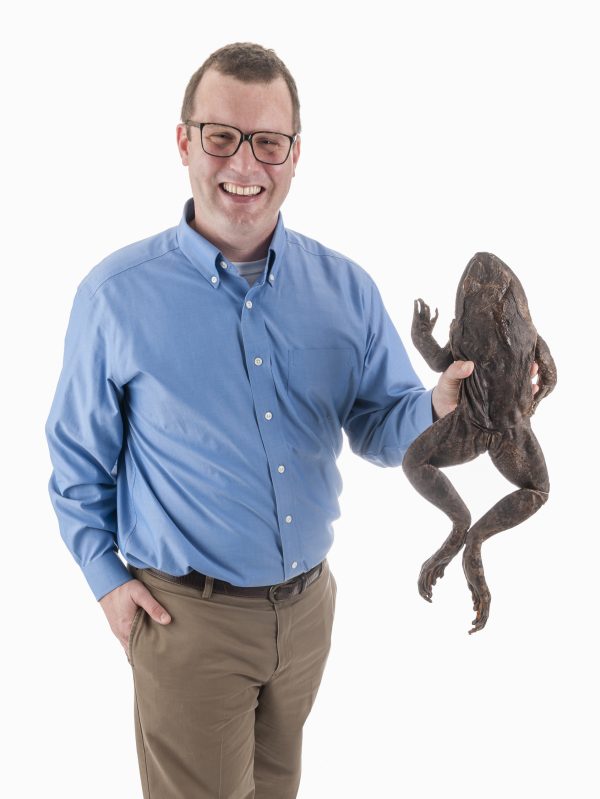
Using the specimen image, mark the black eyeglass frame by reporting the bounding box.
[184,120,298,165]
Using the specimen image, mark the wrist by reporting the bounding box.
[431,391,440,422]
[431,386,444,420]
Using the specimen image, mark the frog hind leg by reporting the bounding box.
[462,424,549,634]
[402,407,488,602]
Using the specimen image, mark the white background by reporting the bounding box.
[3,1,598,797]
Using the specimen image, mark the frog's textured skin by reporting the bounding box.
[402,252,557,634]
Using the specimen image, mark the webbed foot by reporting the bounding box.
[418,555,449,602]
[418,525,470,602]
[467,587,491,634]
[462,541,491,634]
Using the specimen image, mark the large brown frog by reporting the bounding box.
[402,252,557,634]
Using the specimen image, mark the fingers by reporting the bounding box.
[414,298,430,321]
[447,360,470,378]
[122,590,170,657]
[530,360,540,395]
[100,580,173,661]
[136,586,171,624]
[122,588,172,658]
[414,299,438,326]
[431,360,474,418]
[448,359,474,380]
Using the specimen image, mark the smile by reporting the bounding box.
[221,182,263,196]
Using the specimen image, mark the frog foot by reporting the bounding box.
[418,555,450,602]
[462,541,491,634]
[467,585,491,634]
[419,527,470,603]
[413,298,439,335]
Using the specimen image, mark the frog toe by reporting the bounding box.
[418,558,446,601]
[417,573,433,602]
[418,553,453,603]
[468,613,489,635]
[467,590,491,634]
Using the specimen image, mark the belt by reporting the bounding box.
[144,560,325,601]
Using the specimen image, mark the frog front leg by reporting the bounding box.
[411,299,454,372]
[402,407,488,602]
[462,424,550,634]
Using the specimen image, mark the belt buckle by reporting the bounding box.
[268,584,281,602]
[268,572,306,602]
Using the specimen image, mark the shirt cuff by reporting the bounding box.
[81,551,135,602]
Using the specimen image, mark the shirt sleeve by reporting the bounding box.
[44,283,134,601]
[342,277,434,466]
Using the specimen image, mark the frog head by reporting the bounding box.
[455,252,530,321]
[461,252,511,299]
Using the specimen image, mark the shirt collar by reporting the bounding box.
[176,197,287,289]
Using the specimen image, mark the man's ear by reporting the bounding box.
[176,123,190,166]
[291,134,301,177]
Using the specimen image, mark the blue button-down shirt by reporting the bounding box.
[45,198,433,601]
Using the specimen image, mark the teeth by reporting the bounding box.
[223,183,262,196]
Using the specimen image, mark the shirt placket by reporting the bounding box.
[236,278,304,582]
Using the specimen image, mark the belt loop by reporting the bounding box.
[202,575,214,599]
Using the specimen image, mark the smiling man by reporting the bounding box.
[45,43,471,799]
[180,68,300,262]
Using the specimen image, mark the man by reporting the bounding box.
[45,42,480,799]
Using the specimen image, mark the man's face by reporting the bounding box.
[176,69,300,259]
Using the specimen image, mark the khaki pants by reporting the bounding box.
[126,560,337,799]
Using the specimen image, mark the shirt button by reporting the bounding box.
[264,411,273,420]
[268,274,275,283]
[277,464,285,473]
[220,260,228,269]
[211,275,218,284]
[254,357,263,366]
[285,515,293,523]
[245,300,253,309]
[291,561,298,569]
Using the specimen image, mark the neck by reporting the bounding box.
[192,217,273,262]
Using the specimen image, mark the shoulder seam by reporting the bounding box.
[287,238,353,264]
[86,244,180,297]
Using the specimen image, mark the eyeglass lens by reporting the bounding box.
[201,123,292,164]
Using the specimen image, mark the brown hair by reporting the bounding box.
[180,42,301,134]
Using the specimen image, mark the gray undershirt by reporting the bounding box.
[231,257,268,288]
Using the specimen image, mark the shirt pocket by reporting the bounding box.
[286,347,356,421]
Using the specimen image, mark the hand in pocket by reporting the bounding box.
[99,578,172,658]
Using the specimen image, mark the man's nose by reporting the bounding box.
[229,139,257,171]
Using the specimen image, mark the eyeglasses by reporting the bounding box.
[184,121,297,165]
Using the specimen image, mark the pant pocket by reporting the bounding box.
[329,569,337,615]
[126,606,144,667]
